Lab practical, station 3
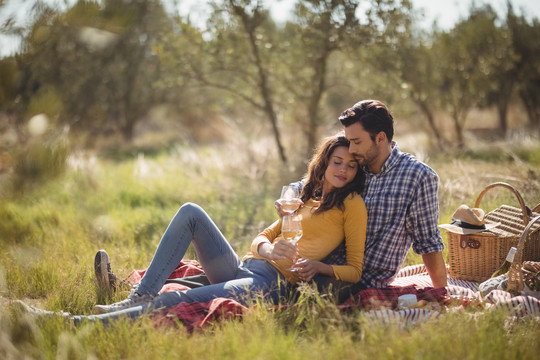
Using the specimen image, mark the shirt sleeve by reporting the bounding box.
[410,169,445,255]
[331,195,367,283]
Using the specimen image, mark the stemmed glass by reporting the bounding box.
[282,214,303,246]
[279,185,301,216]
[279,185,303,271]
[282,214,303,271]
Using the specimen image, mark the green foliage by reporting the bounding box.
[2,0,539,159]
[12,132,69,190]
[26,86,63,120]
[0,57,18,108]
[0,203,42,244]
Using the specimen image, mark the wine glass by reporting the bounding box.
[282,214,303,245]
[279,185,301,216]
[282,214,303,271]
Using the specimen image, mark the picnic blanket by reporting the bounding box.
[125,261,540,332]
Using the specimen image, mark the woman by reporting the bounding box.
[17,135,367,323]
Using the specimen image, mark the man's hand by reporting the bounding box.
[275,198,303,217]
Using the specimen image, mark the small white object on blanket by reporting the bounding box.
[478,274,508,297]
[398,294,418,308]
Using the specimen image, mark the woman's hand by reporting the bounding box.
[291,258,334,282]
[258,237,298,261]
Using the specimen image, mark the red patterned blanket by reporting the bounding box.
[124,261,540,332]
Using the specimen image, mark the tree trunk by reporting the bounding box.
[450,107,465,147]
[417,99,443,149]
[231,2,287,164]
[497,102,508,136]
[306,62,326,158]
[304,26,331,158]
[520,89,540,130]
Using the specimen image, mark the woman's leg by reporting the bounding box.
[80,259,290,324]
[156,259,289,307]
[76,279,259,325]
[136,202,244,296]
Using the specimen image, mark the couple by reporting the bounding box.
[16,99,447,323]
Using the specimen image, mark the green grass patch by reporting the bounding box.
[1,140,539,359]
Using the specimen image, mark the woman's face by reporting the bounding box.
[322,146,359,195]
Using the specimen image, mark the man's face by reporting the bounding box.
[344,122,379,168]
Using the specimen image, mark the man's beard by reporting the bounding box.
[353,154,368,166]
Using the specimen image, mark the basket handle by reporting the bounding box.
[532,203,540,213]
[506,215,540,294]
[473,182,530,226]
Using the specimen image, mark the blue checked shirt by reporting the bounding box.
[303,142,444,288]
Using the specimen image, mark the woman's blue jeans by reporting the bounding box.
[75,203,289,323]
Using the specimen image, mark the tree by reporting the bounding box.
[162,0,288,163]
[507,4,540,130]
[285,0,365,157]
[397,36,446,147]
[95,0,171,141]
[8,0,172,143]
[472,5,517,136]
[357,0,448,147]
[227,0,287,163]
[435,5,502,146]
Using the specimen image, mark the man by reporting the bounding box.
[294,99,447,293]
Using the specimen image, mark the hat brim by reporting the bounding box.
[438,222,501,235]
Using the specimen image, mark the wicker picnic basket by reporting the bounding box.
[446,182,540,283]
[506,214,540,294]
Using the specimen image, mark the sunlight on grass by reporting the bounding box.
[2,302,539,359]
[0,136,539,359]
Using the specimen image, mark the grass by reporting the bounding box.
[1,132,540,359]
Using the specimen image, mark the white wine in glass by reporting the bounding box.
[280,185,301,215]
[283,229,303,245]
[282,215,303,244]
[282,215,303,271]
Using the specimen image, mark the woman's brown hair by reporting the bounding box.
[300,134,365,213]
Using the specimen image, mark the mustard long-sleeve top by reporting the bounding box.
[242,193,367,285]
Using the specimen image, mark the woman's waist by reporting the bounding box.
[243,256,299,285]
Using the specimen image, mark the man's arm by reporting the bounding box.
[422,251,447,288]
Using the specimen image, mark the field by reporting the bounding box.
[1,126,540,359]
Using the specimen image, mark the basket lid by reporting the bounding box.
[483,205,540,236]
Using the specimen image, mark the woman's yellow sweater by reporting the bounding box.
[243,193,367,285]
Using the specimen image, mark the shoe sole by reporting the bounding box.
[93,304,112,314]
[94,250,111,292]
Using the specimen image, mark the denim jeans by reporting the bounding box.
[74,203,289,323]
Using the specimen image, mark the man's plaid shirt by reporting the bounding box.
[314,142,444,288]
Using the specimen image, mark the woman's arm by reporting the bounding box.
[332,195,367,283]
[250,219,297,261]
[293,195,367,283]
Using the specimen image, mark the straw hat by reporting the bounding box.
[438,204,500,235]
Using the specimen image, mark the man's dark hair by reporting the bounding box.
[338,100,394,142]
